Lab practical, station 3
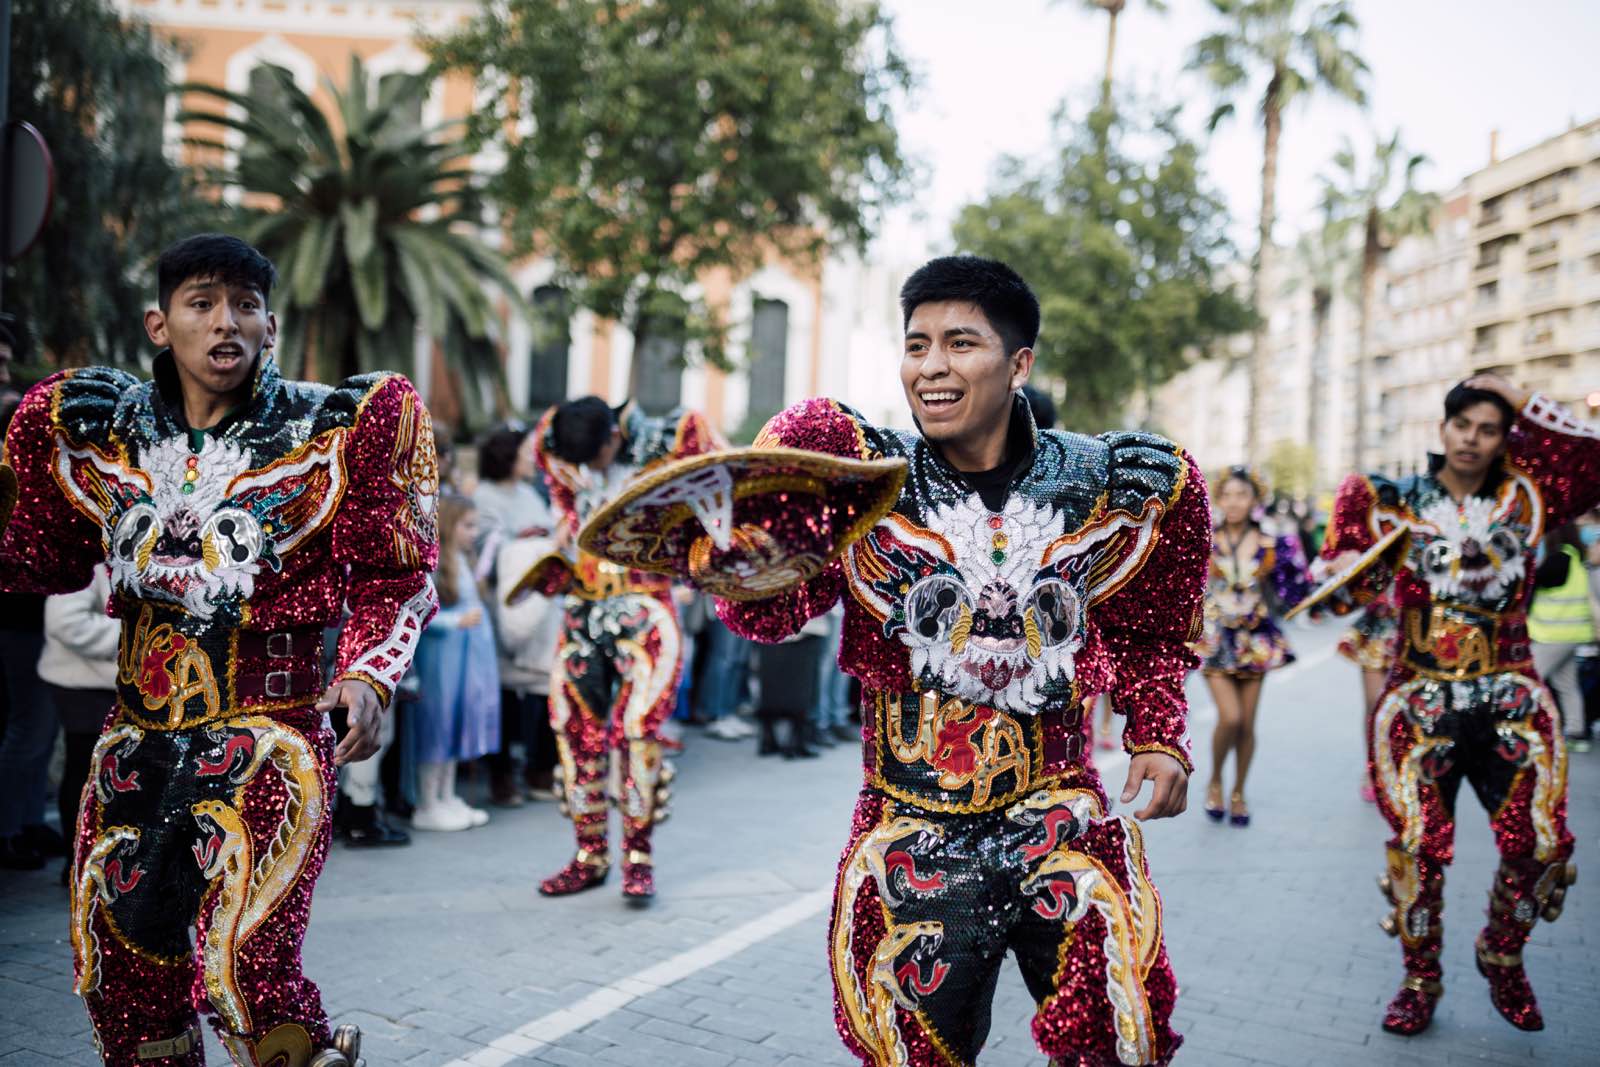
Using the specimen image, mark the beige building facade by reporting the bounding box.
[117,0,901,436]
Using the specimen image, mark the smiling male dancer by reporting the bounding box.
[583,256,1208,1065]
[0,234,438,1066]
[1320,375,1600,1036]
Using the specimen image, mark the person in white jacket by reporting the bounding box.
[37,565,118,883]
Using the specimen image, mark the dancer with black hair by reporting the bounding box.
[1319,375,1600,1037]
[579,255,1206,1065]
[527,395,722,901]
[1193,467,1312,825]
[0,234,438,1065]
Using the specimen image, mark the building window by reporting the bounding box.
[747,297,790,425]
[377,71,426,131]
[247,64,294,114]
[527,285,570,410]
[633,299,687,415]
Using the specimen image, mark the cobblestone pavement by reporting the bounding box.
[3,625,1598,1065]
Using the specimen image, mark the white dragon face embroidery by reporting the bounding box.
[1412,494,1527,603]
[108,437,261,618]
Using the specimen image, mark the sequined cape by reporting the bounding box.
[0,352,440,703]
[1320,394,1600,679]
[717,394,1210,769]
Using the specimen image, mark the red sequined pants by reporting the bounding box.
[1369,671,1572,955]
[830,778,1181,1067]
[548,593,683,861]
[72,708,335,1066]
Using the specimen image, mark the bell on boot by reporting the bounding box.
[1378,913,1399,937]
[1377,874,1394,902]
[622,849,655,904]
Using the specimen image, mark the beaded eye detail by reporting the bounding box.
[111,504,161,570]
[1022,579,1081,655]
[200,508,264,570]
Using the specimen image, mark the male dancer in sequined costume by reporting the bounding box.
[1320,375,1600,1036]
[0,235,439,1066]
[533,396,720,901]
[703,258,1206,1065]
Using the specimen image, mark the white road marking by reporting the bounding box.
[444,887,833,1065]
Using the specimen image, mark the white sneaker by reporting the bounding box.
[411,803,473,832]
[444,794,490,827]
[705,718,747,741]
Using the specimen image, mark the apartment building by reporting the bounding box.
[116,0,887,434]
[1465,120,1600,403]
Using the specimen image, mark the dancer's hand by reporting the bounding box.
[1120,752,1188,820]
[320,678,385,765]
[1463,373,1531,412]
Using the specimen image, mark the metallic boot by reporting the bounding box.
[541,752,611,897]
[618,741,673,903]
[1378,849,1445,1036]
[1476,857,1576,1031]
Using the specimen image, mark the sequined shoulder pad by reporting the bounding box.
[1096,430,1186,516]
[47,367,144,448]
[309,372,396,435]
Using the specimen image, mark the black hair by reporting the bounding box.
[478,422,531,481]
[1020,383,1056,430]
[549,396,617,465]
[157,234,277,311]
[1443,381,1516,433]
[899,255,1040,357]
[1219,465,1264,499]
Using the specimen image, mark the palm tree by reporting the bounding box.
[178,57,526,425]
[1059,1,1169,111]
[1188,0,1368,462]
[1289,187,1351,464]
[1323,130,1438,470]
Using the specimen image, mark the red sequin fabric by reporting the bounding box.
[1322,394,1600,1031]
[0,352,439,1062]
[718,395,1204,1064]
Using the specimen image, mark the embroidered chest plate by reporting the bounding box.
[1383,470,1544,614]
[845,491,1163,714]
[52,428,347,621]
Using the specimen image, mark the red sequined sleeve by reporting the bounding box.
[665,410,726,462]
[1097,451,1210,771]
[1508,393,1600,527]
[1319,474,1380,562]
[713,398,861,642]
[330,376,441,703]
[0,373,105,594]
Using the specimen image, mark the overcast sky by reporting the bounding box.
[876,0,1600,259]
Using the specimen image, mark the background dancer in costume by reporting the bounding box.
[0,234,438,1067]
[1337,587,1400,802]
[1320,375,1600,1037]
[587,256,1207,1066]
[1193,467,1312,826]
[532,395,721,901]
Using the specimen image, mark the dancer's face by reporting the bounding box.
[901,301,1032,469]
[1438,400,1507,481]
[145,276,277,404]
[1216,477,1256,527]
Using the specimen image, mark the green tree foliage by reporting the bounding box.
[952,101,1253,433]
[180,58,526,425]
[4,0,195,370]
[427,0,912,385]
[1188,0,1368,461]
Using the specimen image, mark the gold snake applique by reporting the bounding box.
[866,920,949,1067]
[71,826,142,996]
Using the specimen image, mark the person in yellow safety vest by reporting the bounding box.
[1530,523,1597,751]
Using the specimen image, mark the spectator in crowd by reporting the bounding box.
[0,389,61,871]
[37,563,118,882]
[1530,523,1596,751]
[693,617,754,741]
[809,605,856,747]
[475,423,561,805]
[413,494,500,831]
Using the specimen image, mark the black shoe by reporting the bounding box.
[342,804,411,848]
[806,722,838,749]
[757,714,782,757]
[20,823,67,858]
[829,723,859,744]
[0,834,44,871]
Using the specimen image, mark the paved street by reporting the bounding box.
[3,624,1599,1065]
